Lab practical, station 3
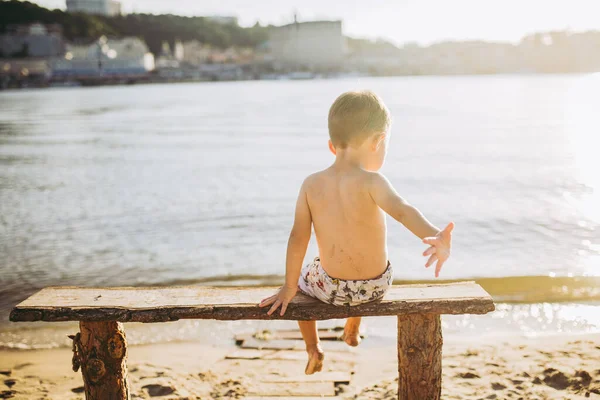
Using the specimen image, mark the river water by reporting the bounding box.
[1,75,599,349]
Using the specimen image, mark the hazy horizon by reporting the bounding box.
[26,0,600,46]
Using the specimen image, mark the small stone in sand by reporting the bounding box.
[457,372,480,379]
[142,383,176,397]
[575,370,592,386]
[542,368,570,390]
[0,390,16,399]
[491,382,507,390]
[71,386,85,393]
[2,380,16,388]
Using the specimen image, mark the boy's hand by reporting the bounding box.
[259,286,298,316]
[422,222,454,278]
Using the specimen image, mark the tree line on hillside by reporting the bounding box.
[0,1,269,55]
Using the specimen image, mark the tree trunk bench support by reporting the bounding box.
[10,281,494,400]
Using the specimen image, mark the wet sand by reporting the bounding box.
[0,334,598,399]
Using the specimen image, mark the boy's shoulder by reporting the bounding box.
[300,169,327,189]
[302,168,387,190]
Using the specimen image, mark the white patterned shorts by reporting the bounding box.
[297,257,393,306]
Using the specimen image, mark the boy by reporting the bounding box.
[259,90,454,375]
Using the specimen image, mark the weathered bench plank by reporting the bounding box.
[10,282,494,323]
[8,281,495,400]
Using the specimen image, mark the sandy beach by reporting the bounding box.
[1,332,598,399]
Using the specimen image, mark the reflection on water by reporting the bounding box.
[566,74,600,244]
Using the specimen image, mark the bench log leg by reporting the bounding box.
[397,313,442,400]
[76,321,130,400]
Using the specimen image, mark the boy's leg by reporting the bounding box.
[298,320,324,375]
[342,317,362,347]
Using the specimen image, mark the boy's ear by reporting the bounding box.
[328,140,337,155]
[373,133,386,150]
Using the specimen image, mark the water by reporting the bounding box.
[1,75,599,348]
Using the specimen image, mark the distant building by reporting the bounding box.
[66,0,121,16]
[51,36,154,79]
[0,58,52,86]
[0,23,65,58]
[180,41,211,65]
[346,39,404,73]
[267,19,345,70]
[173,40,184,61]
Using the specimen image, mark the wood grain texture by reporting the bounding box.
[78,321,130,400]
[397,314,442,400]
[9,282,494,323]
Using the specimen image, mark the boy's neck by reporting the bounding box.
[333,148,367,170]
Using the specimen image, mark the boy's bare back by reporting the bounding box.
[303,166,388,280]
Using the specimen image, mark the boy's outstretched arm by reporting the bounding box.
[259,179,312,315]
[369,172,454,277]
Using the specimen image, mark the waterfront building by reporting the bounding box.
[0,23,65,58]
[181,41,212,65]
[267,19,345,70]
[51,36,154,79]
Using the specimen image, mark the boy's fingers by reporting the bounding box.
[422,237,440,246]
[423,246,436,256]
[259,295,276,307]
[435,260,445,278]
[280,301,288,316]
[425,254,438,268]
[443,222,455,234]
[267,299,282,316]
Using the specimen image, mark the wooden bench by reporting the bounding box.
[9,281,494,400]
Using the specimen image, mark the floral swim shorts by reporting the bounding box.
[297,256,393,306]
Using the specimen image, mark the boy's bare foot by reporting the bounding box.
[305,346,325,375]
[341,331,361,347]
[342,317,362,347]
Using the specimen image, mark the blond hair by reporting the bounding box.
[328,90,391,149]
